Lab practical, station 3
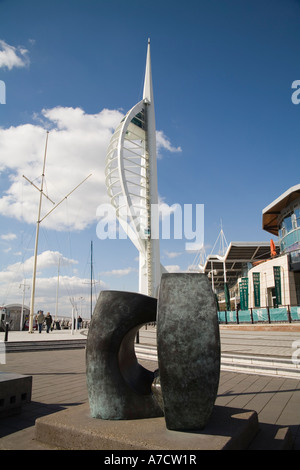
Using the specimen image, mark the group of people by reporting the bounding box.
[36,311,53,333]
[36,310,83,333]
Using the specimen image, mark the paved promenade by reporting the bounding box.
[1,325,300,450]
[0,327,88,343]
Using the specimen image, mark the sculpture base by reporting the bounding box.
[35,403,259,450]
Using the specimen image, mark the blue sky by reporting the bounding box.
[0,0,300,318]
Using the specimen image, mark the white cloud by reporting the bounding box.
[0,106,181,233]
[164,265,181,273]
[33,274,105,301]
[0,250,77,283]
[0,250,96,316]
[101,267,137,277]
[0,107,124,231]
[32,274,107,319]
[164,251,182,259]
[0,271,105,319]
[0,40,30,70]
[1,233,17,241]
[158,196,180,218]
[156,130,182,157]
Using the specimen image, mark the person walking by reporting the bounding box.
[45,312,53,333]
[36,310,45,333]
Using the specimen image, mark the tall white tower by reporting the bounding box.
[105,39,161,297]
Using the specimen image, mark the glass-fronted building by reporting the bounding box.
[259,184,300,306]
[204,185,300,322]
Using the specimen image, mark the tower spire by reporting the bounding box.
[143,38,154,104]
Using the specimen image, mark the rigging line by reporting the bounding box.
[91,253,100,296]
[65,202,82,304]
[39,225,54,261]
[20,177,26,280]
[137,62,145,101]
[0,180,28,275]
[19,177,37,276]
[190,251,200,270]
[39,173,92,224]
[65,198,74,273]
[61,198,77,297]
[42,176,51,202]
[52,198,70,269]
[21,172,24,226]
[59,276,74,308]
[30,175,41,185]
[0,226,33,306]
[22,175,55,205]
[55,255,73,306]
[23,226,36,257]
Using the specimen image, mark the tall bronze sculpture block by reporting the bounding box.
[155,273,220,431]
[86,290,163,420]
[86,273,220,432]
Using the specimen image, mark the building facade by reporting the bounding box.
[204,185,300,322]
[249,184,300,308]
[0,304,30,331]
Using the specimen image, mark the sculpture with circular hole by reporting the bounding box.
[86,290,163,420]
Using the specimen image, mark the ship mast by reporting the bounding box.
[24,133,92,332]
[27,132,52,333]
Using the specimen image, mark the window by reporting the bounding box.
[292,213,297,229]
[131,111,145,130]
[295,208,300,228]
[283,214,293,233]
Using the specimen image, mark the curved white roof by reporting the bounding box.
[262,184,300,235]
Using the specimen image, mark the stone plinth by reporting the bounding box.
[0,372,32,417]
[34,403,259,450]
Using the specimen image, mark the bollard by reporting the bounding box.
[4,322,9,342]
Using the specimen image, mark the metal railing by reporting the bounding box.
[218,305,300,324]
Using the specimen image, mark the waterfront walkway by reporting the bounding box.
[1,325,300,450]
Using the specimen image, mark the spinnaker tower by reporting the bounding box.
[105,40,162,297]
